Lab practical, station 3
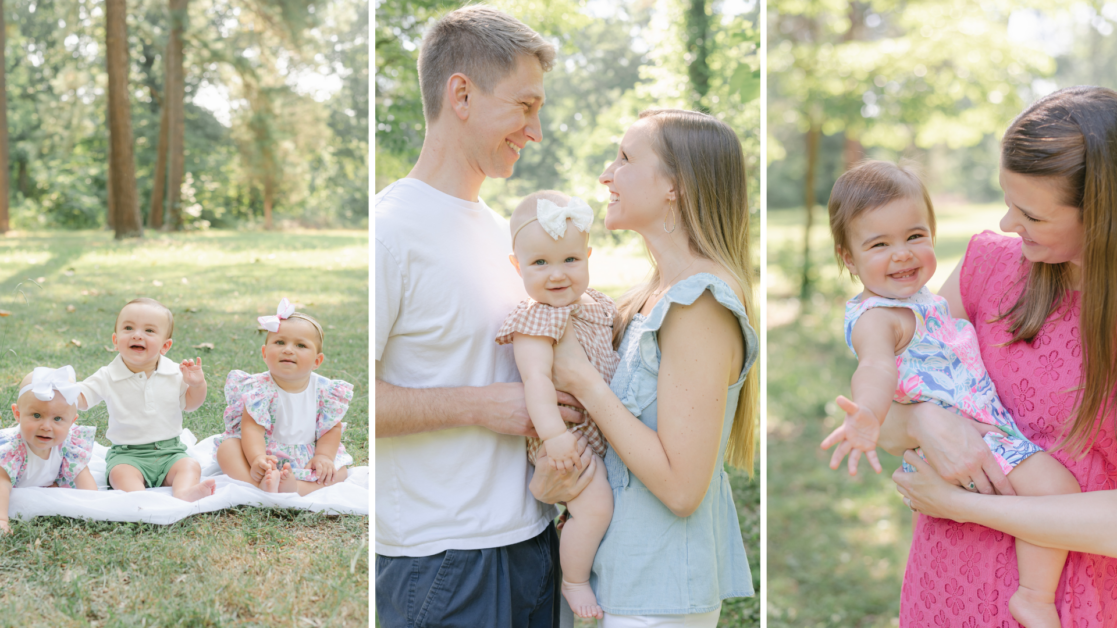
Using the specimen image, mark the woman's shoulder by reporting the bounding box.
[964,231,1023,273]
[960,231,1025,311]
[660,271,747,317]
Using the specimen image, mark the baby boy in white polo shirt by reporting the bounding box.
[78,297,215,502]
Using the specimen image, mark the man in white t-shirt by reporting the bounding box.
[375,6,595,627]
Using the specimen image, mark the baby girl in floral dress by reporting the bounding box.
[0,366,97,533]
[495,190,617,620]
[819,160,1080,628]
[214,300,353,495]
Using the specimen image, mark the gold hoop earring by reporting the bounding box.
[663,206,677,233]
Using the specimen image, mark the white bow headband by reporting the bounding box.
[18,365,81,406]
[258,298,295,332]
[512,197,594,246]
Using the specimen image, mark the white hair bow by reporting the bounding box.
[18,365,81,406]
[536,197,594,240]
[258,298,295,332]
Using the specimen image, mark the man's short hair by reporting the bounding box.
[418,5,555,123]
[117,297,175,339]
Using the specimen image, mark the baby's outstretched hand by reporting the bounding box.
[180,357,205,386]
[543,431,581,474]
[250,454,277,484]
[820,395,883,475]
[309,455,336,485]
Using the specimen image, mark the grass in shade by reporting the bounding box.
[0,229,369,627]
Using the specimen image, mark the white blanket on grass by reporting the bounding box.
[7,430,368,525]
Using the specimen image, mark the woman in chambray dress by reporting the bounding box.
[547,109,758,627]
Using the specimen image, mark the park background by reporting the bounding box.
[375,0,761,625]
[767,0,1117,626]
[0,0,369,625]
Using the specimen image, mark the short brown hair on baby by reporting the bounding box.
[116,297,175,338]
[828,160,936,268]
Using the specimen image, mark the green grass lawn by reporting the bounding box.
[0,229,369,627]
[766,202,1005,627]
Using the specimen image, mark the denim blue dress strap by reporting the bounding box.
[591,272,757,615]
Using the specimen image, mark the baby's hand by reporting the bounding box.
[181,357,205,387]
[250,454,277,483]
[543,431,581,474]
[308,455,336,485]
[819,395,883,475]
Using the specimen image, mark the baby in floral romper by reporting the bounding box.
[0,366,97,533]
[818,160,1081,628]
[214,300,353,495]
[495,190,618,620]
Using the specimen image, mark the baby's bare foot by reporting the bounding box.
[278,463,298,493]
[1009,585,1059,628]
[259,468,280,493]
[561,580,603,620]
[176,478,216,502]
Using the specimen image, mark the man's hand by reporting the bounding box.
[481,382,585,438]
[820,395,883,475]
[530,432,595,504]
[180,357,205,387]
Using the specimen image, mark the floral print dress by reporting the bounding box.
[215,371,354,482]
[0,425,96,488]
[844,286,1043,476]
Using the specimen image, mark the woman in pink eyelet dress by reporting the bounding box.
[886,85,1117,628]
[897,231,1117,627]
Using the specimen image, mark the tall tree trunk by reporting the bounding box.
[106,107,115,230]
[148,82,169,229]
[0,0,9,235]
[263,178,273,230]
[800,120,821,300]
[106,0,142,238]
[685,0,710,110]
[843,135,863,171]
[166,0,188,230]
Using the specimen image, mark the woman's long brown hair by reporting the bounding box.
[998,86,1117,455]
[611,109,760,474]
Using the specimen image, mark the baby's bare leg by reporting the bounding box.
[216,438,254,484]
[1006,452,1081,628]
[164,458,216,502]
[559,457,612,620]
[109,464,147,492]
[280,466,350,496]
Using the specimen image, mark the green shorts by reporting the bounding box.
[105,437,191,489]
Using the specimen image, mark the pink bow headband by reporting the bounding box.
[258,298,295,332]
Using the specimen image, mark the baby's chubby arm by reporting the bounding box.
[512,332,582,473]
[241,410,275,483]
[309,423,342,485]
[821,307,906,475]
[0,469,10,533]
[181,357,207,412]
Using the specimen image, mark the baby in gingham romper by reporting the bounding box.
[495,190,618,620]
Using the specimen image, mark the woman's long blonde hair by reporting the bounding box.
[611,108,760,474]
[998,86,1117,455]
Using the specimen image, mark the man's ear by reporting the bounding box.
[509,254,522,276]
[448,73,471,121]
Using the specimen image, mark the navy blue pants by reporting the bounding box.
[375,524,561,628]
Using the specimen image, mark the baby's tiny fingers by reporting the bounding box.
[828,441,849,470]
[847,449,861,476]
[867,450,883,474]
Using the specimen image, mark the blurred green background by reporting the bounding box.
[767,0,1117,625]
[375,0,761,625]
